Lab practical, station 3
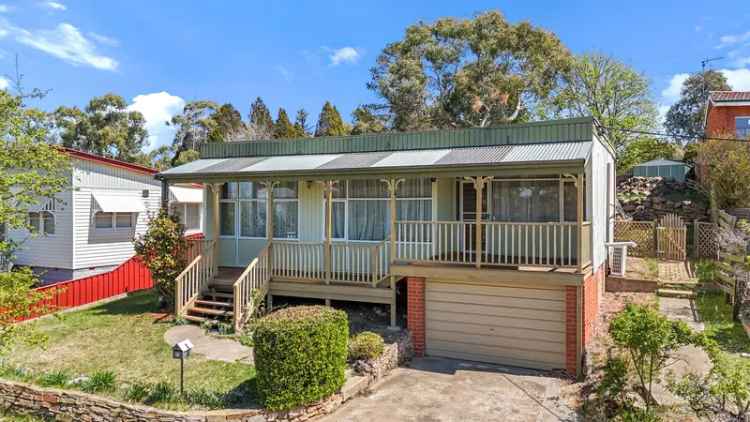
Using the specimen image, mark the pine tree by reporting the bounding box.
[274,108,297,139]
[351,106,386,135]
[293,108,310,137]
[315,101,349,137]
[248,97,274,140]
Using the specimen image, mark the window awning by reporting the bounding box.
[159,141,592,181]
[169,186,203,203]
[92,193,146,213]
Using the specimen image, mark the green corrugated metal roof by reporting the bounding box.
[200,117,595,159]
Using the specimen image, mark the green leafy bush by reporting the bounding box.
[80,370,116,393]
[145,381,177,404]
[694,260,717,284]
[38,370,71,388]
[253,305,348,410]
[124,381,151,402]
[348,331,385,361]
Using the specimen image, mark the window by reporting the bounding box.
[95,212,113,229]
[220,181,299,239]
[488,179,581,223]
[737,117,750,140]
[327,178,432,241]
[95,212,135,230]
[170,203,201,232]
[28,211,55,235]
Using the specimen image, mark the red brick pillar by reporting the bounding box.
[564,286,578,377]
[407,277,426,357]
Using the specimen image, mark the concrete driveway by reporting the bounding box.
[319,357,578,422]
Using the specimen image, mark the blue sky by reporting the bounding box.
[1,0,749,151]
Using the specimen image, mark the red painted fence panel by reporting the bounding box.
[21,255,154,321]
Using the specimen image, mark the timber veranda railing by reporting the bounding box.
[270,240,388,286]
[175,239,217,317]
[395,220,592,269]
[233,242,271,331]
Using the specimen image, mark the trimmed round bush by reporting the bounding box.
[253,305,348,410]
[348,331,385,361]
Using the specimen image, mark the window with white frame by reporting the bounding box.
[219,181,299,239]
[28,211,55,235]
[94,212,134,230]
[737,117,750,140]
[328,178,432,241]
[488,178,582,223]
[170,203,201,232]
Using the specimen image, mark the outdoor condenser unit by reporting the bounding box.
[606,241,636,277]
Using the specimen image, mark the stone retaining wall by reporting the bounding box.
[0,331,413,422]
[606,276,658,293]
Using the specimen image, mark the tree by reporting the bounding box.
[698,137,750,208]
[0,89,70,352]
[274,108,297,139]
[51,93,148,162]
[368,11,572,131]
[543,53,658,155]
[315,101,349,137]
[133,209,188,308]
[210,103,247,143]
[169,100,219,166]
[351,106,387,135]
[248,97,274,140]
[618,137,677,172]
[293,109,310,137]
[665,70,731,141]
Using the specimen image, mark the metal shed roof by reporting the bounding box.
[633,159,688,167]
[160,141,591,180]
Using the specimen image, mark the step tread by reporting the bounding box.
[183,315,208,323]
[202,291,234,299]
[657,288,696,298]
[195,299,233,308]
[189,306,234,317]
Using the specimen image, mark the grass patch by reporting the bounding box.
[644,258,659,280]
[695,291,750,354]
[5,289,256,410]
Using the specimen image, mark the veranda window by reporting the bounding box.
[220,182,299,239]
[490,179,579,222]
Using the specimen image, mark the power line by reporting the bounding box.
[598,125,750,143]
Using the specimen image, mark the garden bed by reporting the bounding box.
[695,290,750,354]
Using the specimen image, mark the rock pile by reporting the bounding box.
[617,176,709,221]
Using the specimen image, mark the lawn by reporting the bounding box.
[695,290,750,354]
[4,290,256,410]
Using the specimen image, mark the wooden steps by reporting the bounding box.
[657,288,696,299]
[181,268,239,324]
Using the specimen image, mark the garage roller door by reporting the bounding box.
[425,281,567,370]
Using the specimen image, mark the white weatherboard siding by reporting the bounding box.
[9,188,74,270]
[72,160,161,270]
[586,136,615,270]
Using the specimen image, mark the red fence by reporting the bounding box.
[25,256,153,321]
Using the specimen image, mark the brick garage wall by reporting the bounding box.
[406,277,426,357]
[565,264,605,377]
[706,105,750,137]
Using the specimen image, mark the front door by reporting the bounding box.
[460,181,489,252]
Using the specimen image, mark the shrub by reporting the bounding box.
[348,331,385,361]
[253,305,348,410]
[123,381,151,402]
[145,381,177,404]
[80,370,116,393]
[694,260,717,285]
[38,370,71,388]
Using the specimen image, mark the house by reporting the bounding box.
[5,148,203,284]
[158,116,616,376]
[632,159,690,182]
[705,91,750,139]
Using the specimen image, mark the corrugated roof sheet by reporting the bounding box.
[710,91,750,102]
[199,117,595,159]
[161,141,591,179]
[633,159,688,167]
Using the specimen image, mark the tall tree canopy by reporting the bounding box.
[351,106,387,135]
[51,93,148,162]
[169,100,219,166]
[211,103,247,142]
[294,109,310,137]
[368,11,572,131]
[248,97,274,140]
[665,70,731,141]
[315,101,349,137]
[543,53,658,155]
[274,108,297,139]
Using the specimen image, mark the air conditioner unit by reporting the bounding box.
[606,241,636,277]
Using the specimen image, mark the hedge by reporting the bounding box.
[348,331,385,361]
[253,305,348,410]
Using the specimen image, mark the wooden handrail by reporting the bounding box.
[175,240,216,318]
[233,242,271,331]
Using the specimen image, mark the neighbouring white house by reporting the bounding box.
[5,148,203,284]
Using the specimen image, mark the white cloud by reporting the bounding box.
[88,32,118,47]
[0,4,9,13]
[275,65,292,82]
[720,68,750,91]
[1,20,118,70]
[717,31,750,48]
[660,73,689,104]
[0,76,8,90]
[329,46,361,66]
[127,92,185,151]
[43,1,66,11]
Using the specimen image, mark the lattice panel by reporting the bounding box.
[695,222,719,259]
[614,220,656,257]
